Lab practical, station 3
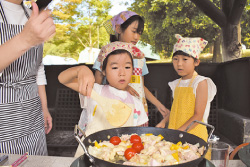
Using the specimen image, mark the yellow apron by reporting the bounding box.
[168,72,208,141]
[85,103,134,136]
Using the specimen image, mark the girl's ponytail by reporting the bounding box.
[110,35,118,42]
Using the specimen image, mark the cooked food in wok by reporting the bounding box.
[88,133,205,166]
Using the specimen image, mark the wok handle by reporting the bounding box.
[77,125,87,138]
[74,125,95,163]
[184,120,215,141]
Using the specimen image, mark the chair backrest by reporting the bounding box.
[147,88,162,127]
[208,95,218,130]
[54,88,82,131]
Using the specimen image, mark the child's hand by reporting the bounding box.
[156,118,167,128]
[126,85,140,98]
[77,66,95,97]
[156,113,169,128]
[157,103,170,117]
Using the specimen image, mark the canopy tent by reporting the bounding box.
[136,41,160,60]
[43,55,78,65]
[78,47,100,64]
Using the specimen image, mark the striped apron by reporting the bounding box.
[0,2,47,155]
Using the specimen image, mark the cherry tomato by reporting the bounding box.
[124,148,137,160]
[109,136,121,145]
[132,142,144,153]
[130,135,141,144]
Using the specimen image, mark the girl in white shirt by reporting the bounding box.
[157,34,216,142]
[58,42,148,157]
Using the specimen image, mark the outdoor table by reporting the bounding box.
[0,153,247,167]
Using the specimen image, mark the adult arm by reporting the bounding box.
[58,65,95,97]
[36,63,52,134]
[0,2,55,72]
[38,85,52,134]
[178,80,208,131]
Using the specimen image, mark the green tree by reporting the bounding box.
[130,0,220,61]
[130,0,250,62]
[191,0,248,61]
[44,0,112,60]
[241,0,250,48]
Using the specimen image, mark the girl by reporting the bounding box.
[0,1,54,155]
[93,11,169,126]
[157,34,217,141]
[58,42,148,157]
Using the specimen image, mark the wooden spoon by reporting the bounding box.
[90,90,132,127]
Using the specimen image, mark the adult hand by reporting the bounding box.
[77,66,95,97]
[156,103,170,117]
[43,108,52,134]
[20,1,55,48]
[126,85,140,98]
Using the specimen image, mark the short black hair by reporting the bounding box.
[173,50,198,61]
[110,15,145,42]
[102,49,134,71]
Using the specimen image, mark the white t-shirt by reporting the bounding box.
[78,83,148,133]
[168,75,217,123]
[0,0,47,85]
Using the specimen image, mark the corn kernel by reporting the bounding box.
[182,145,189,149]
[146,133,153,136]
[158,134,164,140]
[95,141,101,149]
[170,144,175,150]
[172,152,179,162]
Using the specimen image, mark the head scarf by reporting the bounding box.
[103,11,138,35]
[97,41,144,66]
[173,34,208,59]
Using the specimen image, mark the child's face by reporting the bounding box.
[172,54,200,80]
[118,20,141,45]
[102,53,133,90]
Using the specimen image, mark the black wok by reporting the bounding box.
[74,121,214,167]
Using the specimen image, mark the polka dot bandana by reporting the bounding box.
[97,41,145,66]
[103,11,138,35]
[173,34,208,59]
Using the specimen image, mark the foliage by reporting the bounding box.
[129,0,250,59]
[241,0,250,48]
[43,0,250,60]
[43,0,112,58]
[129,0,220,58]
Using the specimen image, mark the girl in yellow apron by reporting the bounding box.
[157,34,216,142]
